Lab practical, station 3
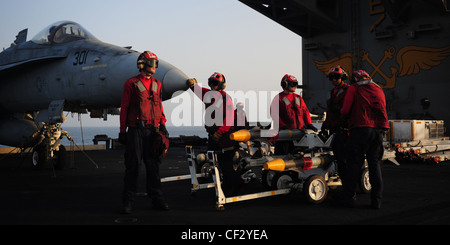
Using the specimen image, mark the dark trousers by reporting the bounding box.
[330,128,348,184]
[343,127,385,204]
[208,134,243,196]
[123,127,164,205]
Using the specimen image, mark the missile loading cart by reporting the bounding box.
[231,128,371,205]
[183,119,447,210]
[186,127,371,210]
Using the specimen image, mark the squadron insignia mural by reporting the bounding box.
[314,45,450,88]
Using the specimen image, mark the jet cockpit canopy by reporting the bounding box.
[31,21,97,45]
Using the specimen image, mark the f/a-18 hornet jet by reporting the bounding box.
[0,21,189,168]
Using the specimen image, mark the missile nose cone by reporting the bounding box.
[161,66,189,100]
[263,158,286,171]
[229,129,251,141]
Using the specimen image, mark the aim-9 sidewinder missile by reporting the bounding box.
[263,154,333,172]
[229,129,307,142]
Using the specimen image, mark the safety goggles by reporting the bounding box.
[287,80,298,87]
[208,79,220,87]
[328,73,342,81]
[145,59,159,68]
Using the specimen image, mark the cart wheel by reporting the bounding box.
[190,189,197,196]
[359,168,371,193]
[261,170,276,189]
[216,204,225,211]
[199,162,213,181]
[303,175,328,204]
[271,172,293,190]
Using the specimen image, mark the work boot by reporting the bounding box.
[370,200,382,210]
[152,199,170,211]
[332,192,356,208]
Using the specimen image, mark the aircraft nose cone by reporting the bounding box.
[160,65,189,100]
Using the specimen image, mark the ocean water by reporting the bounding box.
[60,126,207,146]
[0,126,207,148]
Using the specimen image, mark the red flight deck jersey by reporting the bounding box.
[340,80,389,129]
[191,83,234,135]
[271,92,312,130]
[323,82,349,129]
[120,74,167,133]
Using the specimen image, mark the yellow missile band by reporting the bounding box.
[319,156,324,164]
[229,130,251,141]
[263,158,286,171]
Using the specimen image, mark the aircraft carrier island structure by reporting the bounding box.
[240,0,450,134]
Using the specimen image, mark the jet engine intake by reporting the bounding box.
[0,119,41,147]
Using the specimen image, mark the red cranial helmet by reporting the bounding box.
[327,66,348,81]
[281,74,299,89]
[137,51,159,70]
[350,70,371,83]
[208,72,226,89]
[352,70,370,79]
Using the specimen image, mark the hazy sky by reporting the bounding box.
[0,0,302,127]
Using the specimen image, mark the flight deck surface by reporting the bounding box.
[1,146,449,234]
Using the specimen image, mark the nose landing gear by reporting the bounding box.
[31,123,69,170]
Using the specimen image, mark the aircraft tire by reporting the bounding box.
[32,144,48,169]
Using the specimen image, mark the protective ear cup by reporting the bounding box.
[137,61,144,71]
[341,72,348,81]
[219,74,226,90]
[280,75,289,89]
[137,54,145,71]
[137,52,145,71]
